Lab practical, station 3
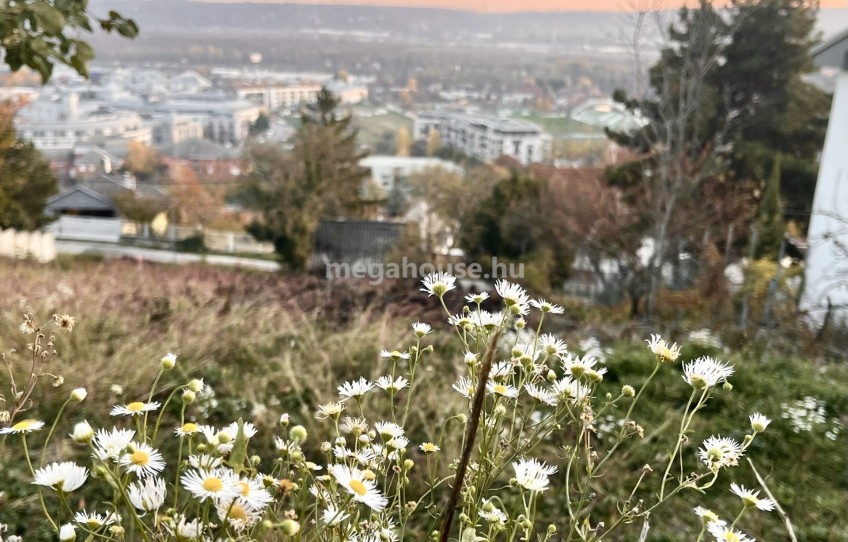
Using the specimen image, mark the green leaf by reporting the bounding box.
[30,2,67,37]
[229,418,248,475]
[116,19,139,39]
[74,40,94,62]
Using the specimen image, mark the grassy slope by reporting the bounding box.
[0,258,845,541]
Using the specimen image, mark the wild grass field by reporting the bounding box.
[0,258,846,541]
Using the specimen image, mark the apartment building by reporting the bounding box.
[413,111,551,165]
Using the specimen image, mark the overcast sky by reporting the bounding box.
[198,0,848,11]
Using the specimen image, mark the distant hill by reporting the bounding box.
[89,1,848,44]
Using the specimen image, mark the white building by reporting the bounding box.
[235,82,322,111]
[413,111,551,165]
[800,29,848,324]
[148,114,205,147]
[360,155,463,195]
[15,92,152,152]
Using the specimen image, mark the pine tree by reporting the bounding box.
[0,105,58,230]
[756,154,786,258]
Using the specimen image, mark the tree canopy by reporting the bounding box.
[1,0,138,82]
[0,103,57,230]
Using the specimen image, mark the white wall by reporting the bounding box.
[0,229,57,262]
[46,216,123,243]
[801,72,848,323]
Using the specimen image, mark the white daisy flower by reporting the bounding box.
[316,401,346,420]
[338,378,375,401]
[730,483,775,511]
[539,333,568,357]
[217,500,260,532]
[333,445,354,459]
[322,504,350,525]
[174,515,201,538]
[682,357,735,389]
[707,521,755,542]
[530,299,564,314]
[525,384,558,407]
[0,419,45,434]
[465,292,489,304]
[127,477,166,511]
[119,443,166,478]
[419,442,441,453]
[188,454,223,469]
[470,310,504,330]
[447,313,472,328]
[411,322,432,337]
[387,435,409,450]
[479,499,507,524]
[486,380,519,399]
[74,511,120,530]
[329,464,388,511]
[93,428,136,460]
[420,272,456,297]
[374,421,405,439]
[698,435,743,471]
[645,334,681,363]
[175,422,201,437]
[452,376,477,399]
[110,401,160,417]
[181,468,241,502]
[340,416,369,435]
[59,523,75,542]
[512,458,557,492]
[749,413,772,433]
[693,506,721,524]
[490,361,515,380]
[380,349,410,361]
[234,476,274,511]
[33,462,88,492]
[562,353,601,378]
[495,280,529,308]
[552,377,592,403]
[375,376,409,393]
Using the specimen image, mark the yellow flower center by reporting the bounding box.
[348,479,368,496]
[466,386,475,396]
[182,423,198,433]
[127,402,145,412]
[494,384,507,395]
[130,450,150,466]
[422,443,438,452]
[203,477,224,492]
[12,420,35,430]
[724,533,740,542]
[228,504,247,521]
[239,481,250,496]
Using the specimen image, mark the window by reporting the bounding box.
[513,140,521,156]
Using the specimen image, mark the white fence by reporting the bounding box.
[0,228,57,263]
[171,226,274,255]
[46,216,123,243]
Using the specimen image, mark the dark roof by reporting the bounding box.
[161,138,240,161]
[46,185,116,213]
[812,27,848,69]
[310,220,405,267]
[46,175,171,213]
[74,146,123,167]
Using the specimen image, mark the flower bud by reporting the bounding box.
[70,388,87,402]
[547,369,557,382]
[182,390,196,404]
[363,469,377,481]
[280,519,300,536]
[622,385,635,398]
[161,353,177,370]
[456,414,467,424]
[279,413,290,426]
[403,459,414,470]
[187,379,205,393]
[722,381,733,391]
[289,425,308,442]
[71,421,94,444]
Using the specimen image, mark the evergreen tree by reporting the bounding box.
[241,88,368,270]
[756,154,786,257]
[0,105,58,230]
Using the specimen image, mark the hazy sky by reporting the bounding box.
[201,0,848,11]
